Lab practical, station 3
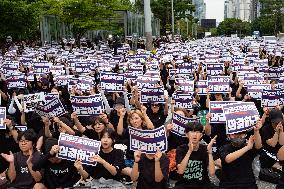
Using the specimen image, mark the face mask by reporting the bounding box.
[230,138,246,147]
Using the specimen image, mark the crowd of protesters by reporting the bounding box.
[0,35,283,189]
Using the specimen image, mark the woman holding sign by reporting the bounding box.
[74,128,126,188]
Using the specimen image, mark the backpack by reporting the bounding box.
[259,167,282,184]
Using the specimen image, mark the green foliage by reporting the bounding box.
[217,18,252,37]
[134,0,195,35]
[0,0,41,41]
[251,0,284,35]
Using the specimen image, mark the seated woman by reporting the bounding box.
[1,129,42,189]
[74,128,126,188]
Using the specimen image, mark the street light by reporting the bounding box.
[171,0,174,35]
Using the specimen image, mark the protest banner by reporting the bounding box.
[33,61,51,74]
[279,77,284,89]
[23,92,45,112]
[77,76,94,92]
[128,126,167,154]
[140,86,165,104]
[177,62,193,76]
[175,78,194,93]
[49,65,65,75]
[244,73,264,86]
[196,80,208,95]
[70,94,104,116]
[247,84,271,100]
[0,107,6,129]
[262,89,284,108]
[206,63,223,76]
[172,113,198,137]
[209,101,239,123]
[75,61,93,74]
[100,72,124,92]
[223,102,259,134]
[172,92,193,110]
[35,98,66,118]
[58,133,101,166]
[45,93,60,103]
[169,69,178,78]
[207,76,230,93]
[6,74,27,89]
[54,75,73,86]
[137,75,160,90]
[1,62,19,76]
[266,66,284,80]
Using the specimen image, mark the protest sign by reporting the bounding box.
[15,125,28,132]
[35,98,66,118]
[137,75,159,90]
[266,66,284,80]
[247,84,271,100]
[70,94,104,116]
[279,77,284,89]
[128,126,167,154]
[206,63,223,76]
[1,62,19,76]
[196,80,207,95]
[172,113,198,137]
[140,86,165,104]
[100,72,124,92]
[54,75,73,86]
[33,61,51,74]
[208,76,230,93]
[0,107,6,129]
[175,78,194,93]
[209,101,239,123]
[178,62,193,75]
[223,102,259,134]
[58,133,101,166]
[6,74,27,89]
[50,65,65,75]
[244,73,264,86]
[45,93,60,103]
[75,61,93,74]
[262,89,284,108]
[23,92,45,112]
[172,92,193,110]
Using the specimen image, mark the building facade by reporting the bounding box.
[192,0,206,22]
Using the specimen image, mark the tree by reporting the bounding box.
[0,0,41,41]
[217,18,252,37]
[134,0,195,35]
[251,0,284,35]
[42,0,132,42]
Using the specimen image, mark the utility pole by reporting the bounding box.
[171,0,174,35]
[144,0,153,51]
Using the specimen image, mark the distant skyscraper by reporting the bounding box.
[224,0,258,22]
[192,0,206,22]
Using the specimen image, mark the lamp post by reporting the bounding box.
[144,0,153,50]
[171,0,174,35]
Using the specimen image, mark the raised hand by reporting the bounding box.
[246,136,254,150]
[74,159,83,171]
[134,151,142,163]
[1,151,14,163]
[207,135,217,154]
[89,155,105,164]
[71,112,78,120]
[154,149,162,162]
[50,145,60,155]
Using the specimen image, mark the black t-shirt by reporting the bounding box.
[12,151,42,189]
[261,123,281,155]
[175,144,210,189]
[219,143,258,188]
[146,110,167,128]
[86,148,124,180]
[136,153,169,189]
[33,154,80,188]
[167,132,188,151]
[109,110,128,130]
[277,160,284,189]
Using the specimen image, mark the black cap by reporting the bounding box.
[269,109,283,124]
[115,97,125,106]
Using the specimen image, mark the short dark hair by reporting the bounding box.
[101,128,116,144]
[17,129,37,144]
[185,122,204,133]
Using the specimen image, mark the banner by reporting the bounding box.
[172,113,198,137]
[58,133,101,166]
[128,126,167,154]
[196,80,208,95]
[208,76,230,93]
[6,74,27,89]
[49,65,65,75]
[262,89,284,108]
[244,73,264,86]
[172,92,193,110]
[1,62,19,76]
[45,93,60,103]
[70,94,104,116]
[140,86,165,104]
[266,66,284,80]
[206,63,223,76]
[247,84,271,100]
[54,75,73,86]
[100,72,124,92]
[23,92,45,112]
[15,125,27,132]
[223,102,259,134]
[35,98,66,118]
[0,107,6,129]
[209,101,239,123]
[75,61,93,74]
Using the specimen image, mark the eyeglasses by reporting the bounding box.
[19,139,30,143]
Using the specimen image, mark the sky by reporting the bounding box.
[204,0,225,23]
